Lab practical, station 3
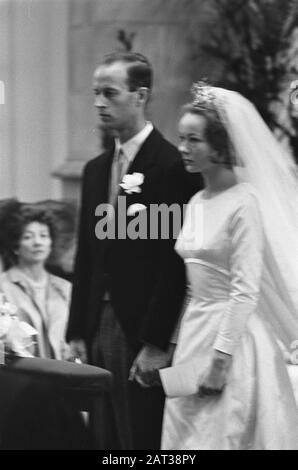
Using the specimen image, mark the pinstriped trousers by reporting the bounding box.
[90,301,165,450]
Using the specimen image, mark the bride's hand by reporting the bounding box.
[198,350,232,398]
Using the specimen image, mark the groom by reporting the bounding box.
[66,52,203,449]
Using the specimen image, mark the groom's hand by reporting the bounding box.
[129,343,175,387]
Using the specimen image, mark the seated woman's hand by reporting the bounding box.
[66,339,88,363]
[198,350,232,398]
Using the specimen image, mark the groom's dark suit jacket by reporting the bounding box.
[66,128,203,354]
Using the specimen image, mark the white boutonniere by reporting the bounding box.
[119,172,144,194]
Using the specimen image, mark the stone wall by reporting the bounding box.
[0,0,69,201]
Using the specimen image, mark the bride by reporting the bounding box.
[160,84,298,450]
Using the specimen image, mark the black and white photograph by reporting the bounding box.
[0,0,298,453]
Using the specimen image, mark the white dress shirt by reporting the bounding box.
[108,121,153,205]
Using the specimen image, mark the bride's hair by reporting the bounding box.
[181,103,234,168]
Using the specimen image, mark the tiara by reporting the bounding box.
[190,81,216,108]
[190,80,230,130]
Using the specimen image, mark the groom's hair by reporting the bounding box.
[99,52,153,92]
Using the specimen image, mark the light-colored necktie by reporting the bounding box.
[109,147,126,207]
[116,147,126,186]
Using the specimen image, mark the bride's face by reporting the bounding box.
[178,112,217,173]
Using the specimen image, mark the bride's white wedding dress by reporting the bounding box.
[161,183,298,450]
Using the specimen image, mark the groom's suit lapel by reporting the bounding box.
[117,128,160,198]
[103,129,161,255]
[87,147,113,254]
[91,147,114,207]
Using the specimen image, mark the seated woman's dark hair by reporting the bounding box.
[0,204,56,269]
[181,103,234,168]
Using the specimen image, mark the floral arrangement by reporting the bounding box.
[0,293,37,364]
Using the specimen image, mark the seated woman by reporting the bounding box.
[0,203,71,360]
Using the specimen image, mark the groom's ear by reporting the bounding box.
[135,87,150,106]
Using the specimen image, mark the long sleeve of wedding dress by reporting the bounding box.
[213,193,264,355]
